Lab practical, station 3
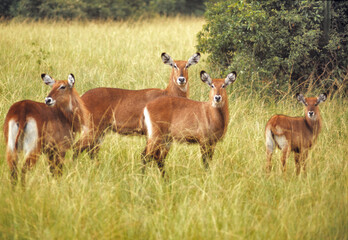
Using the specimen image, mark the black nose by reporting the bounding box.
[178,77,186,84]
[308,111,314,117]
[45,97,52,105]
[214,95,222,102]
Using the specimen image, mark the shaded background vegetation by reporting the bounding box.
[197,0,348,96]
[0,0,206,19]
[0,0,347,96]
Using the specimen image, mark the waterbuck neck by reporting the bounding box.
[209,102,229,135]
[165,75,189,97]
[304,111,322,136]
[57,89,88,132]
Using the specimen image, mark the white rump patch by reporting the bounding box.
[274,135,288,150]
[23,118,38,158]
[7,120,19,152]
[265,128,274,153]
[143,107,153,138]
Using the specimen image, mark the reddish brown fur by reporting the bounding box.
[3,74,88,184]
[265,93,327,175]
[142,71,237,176]
[75,53,200,158]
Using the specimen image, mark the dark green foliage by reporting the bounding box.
[0,0,18,18]
[197,0,348,94]
[1,0,206,20]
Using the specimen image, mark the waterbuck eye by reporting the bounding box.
[211,84,215,89]
[59,85,66,90]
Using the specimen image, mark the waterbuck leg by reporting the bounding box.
[6,149,18,185]
[200,144,215,169]
[48,150,65,177]
[21,151,39,186]
[294,153,301,175]
[300,150,309,176]
[281,145,290,173]
[266,148,273,173]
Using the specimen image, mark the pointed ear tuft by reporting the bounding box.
[68,73,75,88]
[296,93,307,106]
[317,93,327,105]
[161,52,177,68]
[185,52,201,68]
[200,70,212,86]
[42,73,55,86]
[224,71,237,87]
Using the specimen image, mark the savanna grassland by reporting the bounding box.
[0,17,347,239]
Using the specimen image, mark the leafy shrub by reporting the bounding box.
[197,0,348,95]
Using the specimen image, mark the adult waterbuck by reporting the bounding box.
[75,52,200,158]
[142,71,237,176]
[265,93,327,175]
[3,74,89,184]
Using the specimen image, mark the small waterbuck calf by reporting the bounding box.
[75,52,200,158]
[142,71,237,176]
[265,93,327,175]
[3,74,89,184]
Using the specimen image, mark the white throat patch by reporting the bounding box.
[180,84,187,93]
[211,101,223,108]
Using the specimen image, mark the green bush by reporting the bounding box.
[197,0,348,95]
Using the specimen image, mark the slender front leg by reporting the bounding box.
[294,152,301,175]
[300,150,309,175]
[48,151,65,177]
[141,147,148,174]
[157,158,166,178]
[200,144,215,169]
[73,128,102,160]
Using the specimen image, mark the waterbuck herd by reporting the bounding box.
[3,53,326,184]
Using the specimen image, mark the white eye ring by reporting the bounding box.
[59,85,66,90]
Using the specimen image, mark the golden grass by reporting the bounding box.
[0,17,347,239]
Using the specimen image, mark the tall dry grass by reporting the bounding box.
[0,17,347,239]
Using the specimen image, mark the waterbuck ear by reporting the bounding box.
[161,52,177,69]
[200,70,212,87]
[223,71,237,87]
[41,73,55,86]
[185,52,201,69]
[68,73,75,88]
[296,93,307,106]
[316,93,327,105]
